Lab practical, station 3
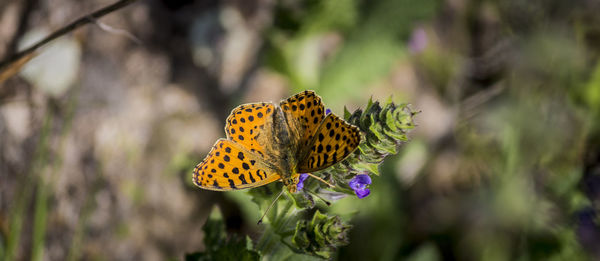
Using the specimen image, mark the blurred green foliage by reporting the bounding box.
[186,207,260,261]
[266,0,439,105]
[258,0,600,260]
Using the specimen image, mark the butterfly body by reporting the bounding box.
[193,91,361,193]
[253,104,301,192]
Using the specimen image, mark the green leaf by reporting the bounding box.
[353,162,380,175]
[203,206,226,249]
[384,108,398,132]
[288,190,315,209]
[383,126,408,141]
[211,236,260,261]
[344,106,352,120]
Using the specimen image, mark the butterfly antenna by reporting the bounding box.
[257,189,285,225]
[306,190,331,206]
[307,173,334,188]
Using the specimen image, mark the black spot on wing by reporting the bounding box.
[239,174,248,184]
[255,170,263,179]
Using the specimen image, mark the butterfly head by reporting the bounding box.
[283,174,301,193]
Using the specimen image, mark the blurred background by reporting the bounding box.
[1,0,600,260]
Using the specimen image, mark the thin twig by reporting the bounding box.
[92,19,141,44]
[4,0,38,60]
[0,0,138,70]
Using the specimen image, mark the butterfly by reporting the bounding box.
[192,90,361,193]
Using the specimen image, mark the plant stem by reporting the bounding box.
[5,112,52,261]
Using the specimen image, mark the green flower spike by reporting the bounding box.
[292,210,352,259]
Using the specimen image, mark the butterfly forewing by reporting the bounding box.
[225,102,276,158]
[297,114,361,173]
[280,90,326,158]
[193,139,281,191]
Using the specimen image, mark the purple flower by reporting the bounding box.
[297,173,309,190]
[325,109,331,115]
[408,27,428,54]
[349,174,371,199]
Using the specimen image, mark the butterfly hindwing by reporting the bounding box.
[225,102,276,159]
[297,113,361,173]
[193,139,281,191]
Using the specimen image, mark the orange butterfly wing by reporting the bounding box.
[193,139,280,191]
[297,112,361,173]
[225,102,275,158]
[279,90,326,160]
